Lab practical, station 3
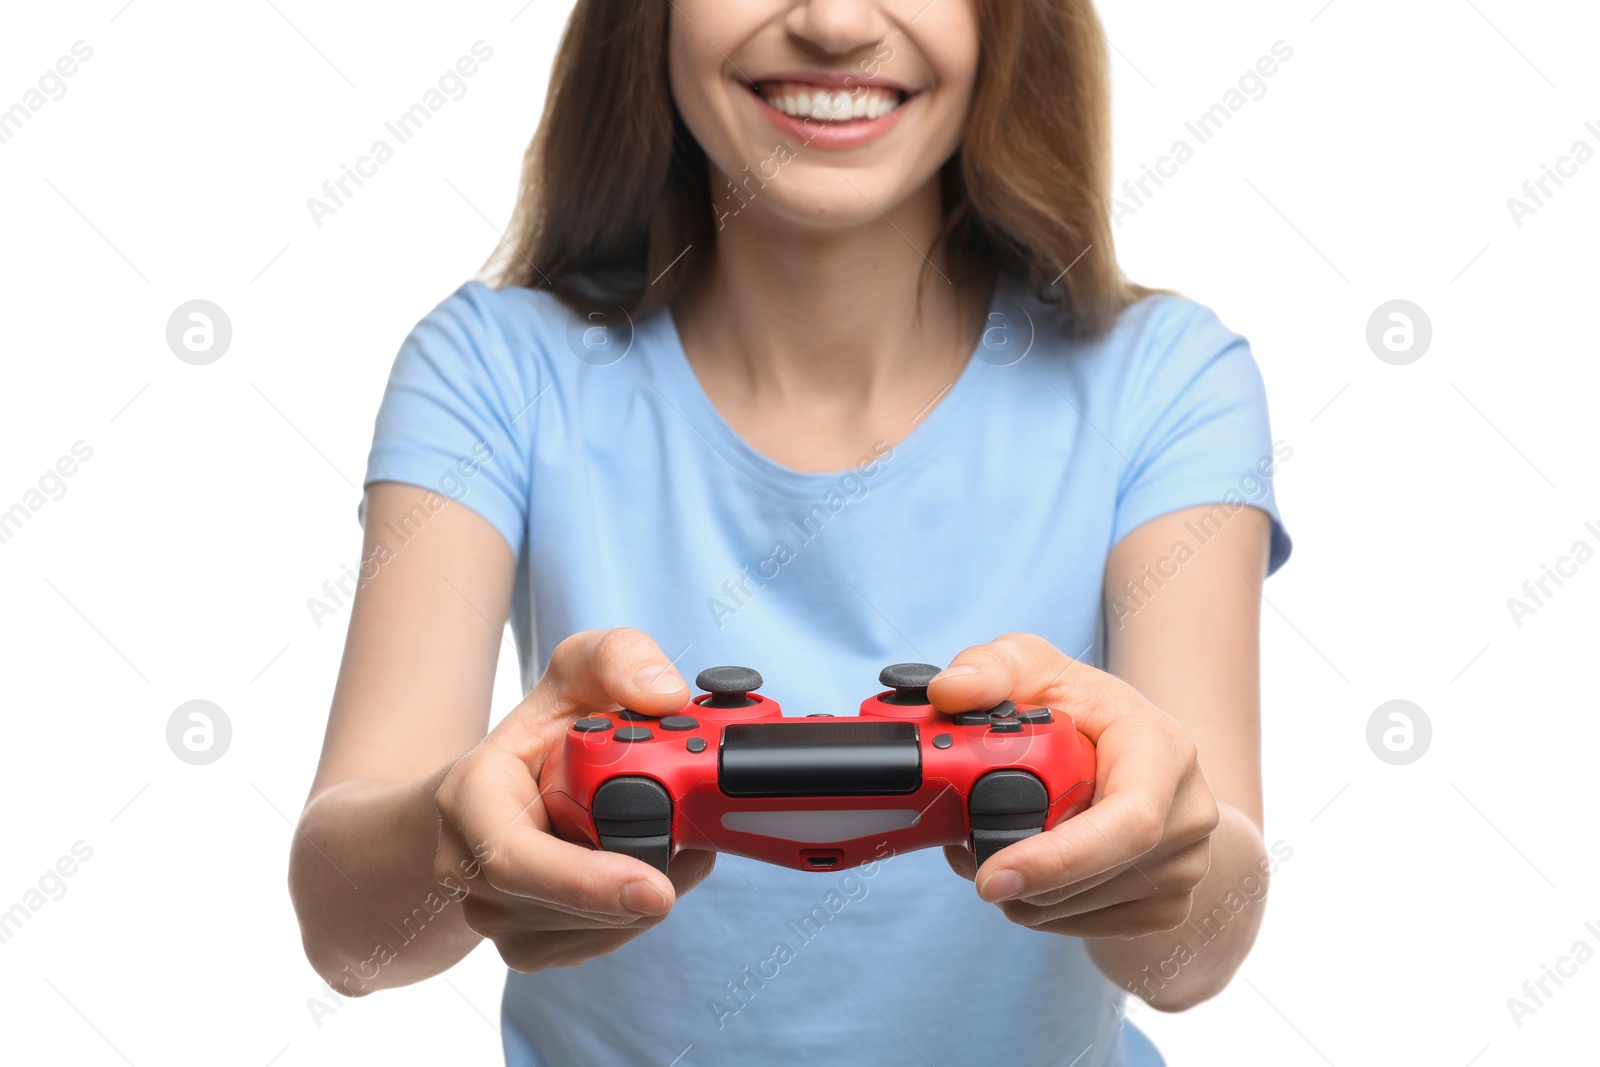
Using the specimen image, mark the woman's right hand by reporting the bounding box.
[432,628,716,971]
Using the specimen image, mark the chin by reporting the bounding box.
[718,167,925,233]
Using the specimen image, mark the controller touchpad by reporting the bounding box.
[719,721,922,796]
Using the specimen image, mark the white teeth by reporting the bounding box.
[758,80,903,123]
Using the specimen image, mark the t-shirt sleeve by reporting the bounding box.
[1111,298,1292,575]
[360,282,537,560]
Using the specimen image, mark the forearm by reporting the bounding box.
[1086,803,1268,1011]
[289,765,482,995]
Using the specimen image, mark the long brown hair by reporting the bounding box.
[489,0,1142,339]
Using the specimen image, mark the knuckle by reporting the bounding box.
[1194,793,1222,838]
[545,630,605,686]
[460,896,504,938]
[475,852,516,895]
[594,626,650,666]
[495,937,549,973]
[550,629,599,666]
[990,632,1040,671]
[1156,892,1195,930]
[1125,796,1167,855]
[1168,842,1213,890]
[1000,899,1048,927]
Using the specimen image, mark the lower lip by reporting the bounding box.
[751,91,909,150]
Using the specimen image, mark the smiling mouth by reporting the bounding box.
[750,80,908,123]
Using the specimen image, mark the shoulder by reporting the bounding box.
[1015,286,1262,414]
[1028,288,1248,377]
[410,279,575,358]
[393,279,611,399]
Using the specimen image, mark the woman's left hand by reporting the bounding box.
[929,633,1220,939]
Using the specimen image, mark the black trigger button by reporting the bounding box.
[593,777,673,874]
[969,771,1048,865]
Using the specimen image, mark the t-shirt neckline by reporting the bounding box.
[647,274,1013,498]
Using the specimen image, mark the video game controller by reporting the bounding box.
[540,663,1097,874]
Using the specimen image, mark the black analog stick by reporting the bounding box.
[696,665,763,708]
[879,662,941,705]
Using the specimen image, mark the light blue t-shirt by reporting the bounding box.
[363,274,1291,1067]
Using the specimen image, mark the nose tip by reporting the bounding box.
[786,0,891,60]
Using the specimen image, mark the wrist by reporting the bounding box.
[1085,804,1269,1012]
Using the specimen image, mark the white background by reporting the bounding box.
[1,1,1596,1065]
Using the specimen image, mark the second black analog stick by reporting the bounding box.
[696,665,763,708]
[879,662,941,705]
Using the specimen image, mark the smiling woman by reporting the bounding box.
[289,3,1291,1066]
[494,0,1138,338]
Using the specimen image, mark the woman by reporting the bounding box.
[289,1,1292,1064]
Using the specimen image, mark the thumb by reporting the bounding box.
[522,628,691,727]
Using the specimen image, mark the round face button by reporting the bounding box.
[572,717,612,733]
[686,737,708,754]
[615,709,652,722]
[614,727,653,743]
[659,715,699,732]
[932,733,953,749]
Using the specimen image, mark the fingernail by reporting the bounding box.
[620,879,670,915]
[932,665,979,682]
[978,869,1023,902]
[632,664,686,694]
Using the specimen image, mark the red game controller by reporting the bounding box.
[540,664,1097,874]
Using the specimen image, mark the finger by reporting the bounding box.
[927,632,1125,733]
[525,628,691,724]
[444,748,677,918]
[1015,795,1211,909]
[1008,837,1209,915]
[459,889,656,931]
[972,783,1171,902]
[1009,891,1196,939]
[495,927,655,972]
[667,849,718,896]
[458,845,716,935]
[999,867,1150,927]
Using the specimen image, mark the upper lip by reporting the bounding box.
[748,71,913,94]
